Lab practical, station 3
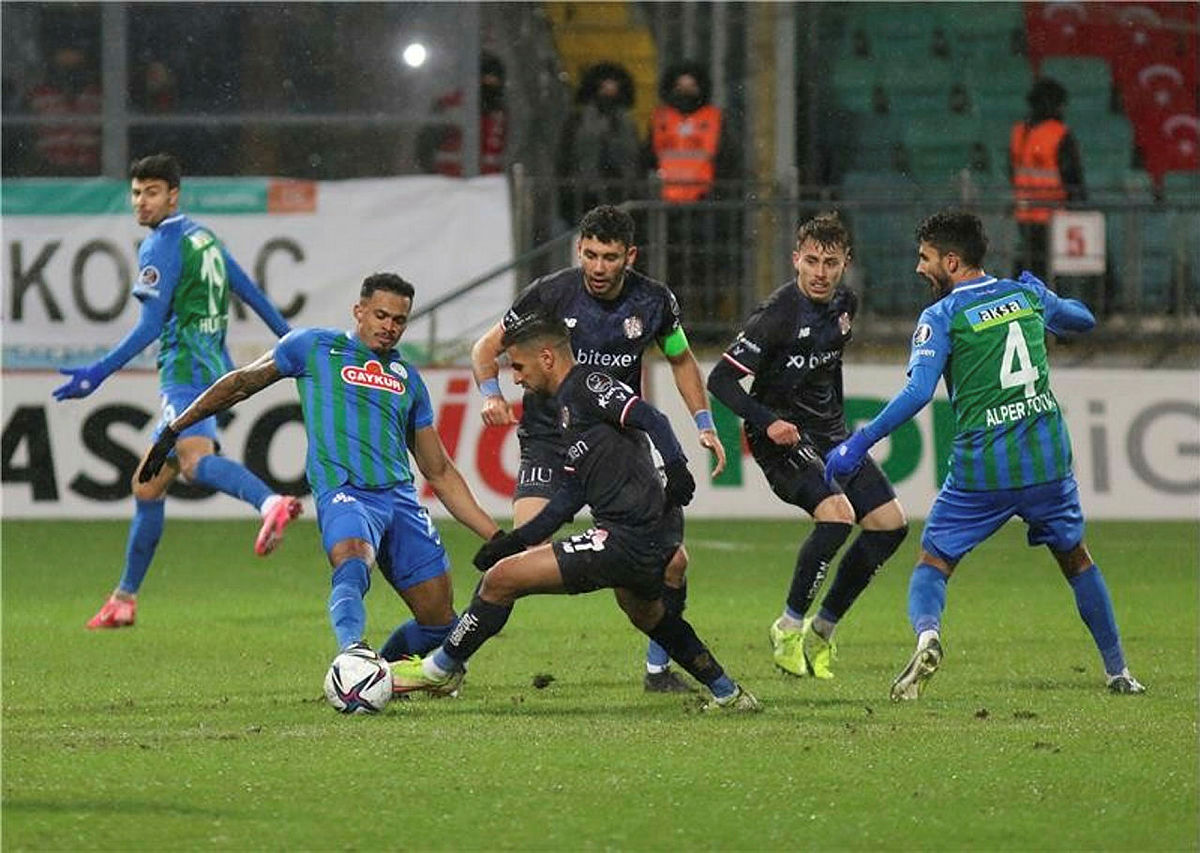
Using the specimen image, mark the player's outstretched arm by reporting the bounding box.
[138,350,283,483]
[52,297,170,401]
[471,321,516,426]
[411,424,500,540]
[665,347,727,477]
[224,250,290,337]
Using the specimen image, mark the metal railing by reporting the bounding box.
[411,174,1199,363]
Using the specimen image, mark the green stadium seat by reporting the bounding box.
[1038,57,1112,96]
[940,2,1023,37]
[1163,170,1200,201]
[967,60,1033,96]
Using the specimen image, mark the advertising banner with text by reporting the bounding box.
[3,365,1197,521]
[2,175,513,368]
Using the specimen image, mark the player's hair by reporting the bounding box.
[129,153,182,189]
[796,212,853,256]
[360,272,415,301]
[501,313,571,353]
[916,210,988,267]
[578,205,635,248]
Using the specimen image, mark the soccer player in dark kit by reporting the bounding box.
[471,204,726,693]
[708,213,909,680]
[393,316,760,712]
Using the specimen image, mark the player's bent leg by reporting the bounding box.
[381,573,457,661]
[621,590,761,712]
[645,546,695,693]
[393,546,564,696]
[174,437,301,556]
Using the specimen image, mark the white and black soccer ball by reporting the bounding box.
[323,647,392,715]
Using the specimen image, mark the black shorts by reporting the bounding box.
[751,438,896,519]
[553,506,684,600]
[513,436,565,501]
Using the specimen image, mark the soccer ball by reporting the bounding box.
[323,646,392,715]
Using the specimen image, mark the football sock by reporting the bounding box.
[646,582,688,671]
[908,562,948,634]
[116,499,165,594]
[785,522,852,618]
[441,593,513,667]
[379,618,455,661]
[328,558,370,650]
[1068,564,1126,675]
[645,611,730,695]
[191,455,273,509]
[820,526,908,620]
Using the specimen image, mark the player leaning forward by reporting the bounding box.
[708,213,908,678]
[825,210,1145,699]
[471,204,726,693]
[139,273,500,662]
[392,316,761,712]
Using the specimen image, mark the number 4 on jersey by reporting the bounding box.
[999,321,1038,398]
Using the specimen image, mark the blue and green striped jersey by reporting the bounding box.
[907,274,1085,490]
[273,328,434,494]
[132,214,289,388]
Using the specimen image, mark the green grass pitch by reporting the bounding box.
[3,518,1196,850]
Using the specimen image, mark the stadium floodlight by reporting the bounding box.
[402,42,428,68]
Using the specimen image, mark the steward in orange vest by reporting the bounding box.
[648,62,734,203]
[1009,78,1085,224]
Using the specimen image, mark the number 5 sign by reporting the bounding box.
[1051,210,1107,275]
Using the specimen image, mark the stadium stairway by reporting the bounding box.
[544,2,659,137]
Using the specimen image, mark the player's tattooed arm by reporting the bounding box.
[169,350,283,433]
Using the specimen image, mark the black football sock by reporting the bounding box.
[785,522,852,618]
[662,580,687,617]
[819,526,909,625]
[441,593,512,666]
[645,611,728,690]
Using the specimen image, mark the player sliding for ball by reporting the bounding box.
[392,315,762,712]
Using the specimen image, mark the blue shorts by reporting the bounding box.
[922,475,1085,564]
[156,384,220,445]
[315,483,450,592]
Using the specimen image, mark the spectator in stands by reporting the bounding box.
[871,84,890,116]
[25,42,101,176]
[417,52,507,177]
[556,62,642,227]
[931,27,950,59]
[645,61,741,331]
[1009,77,1086,278]
[948,82,972,116]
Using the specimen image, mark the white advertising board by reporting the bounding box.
[2,175,513,366]
[3,364,1197,521]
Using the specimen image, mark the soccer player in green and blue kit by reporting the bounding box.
[825,211,1145,699]
[53,153,299,631]
[138,273,500,664]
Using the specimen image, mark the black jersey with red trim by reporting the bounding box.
[503,266,682,441]
[720,282,858,444]
[554,364,667,532]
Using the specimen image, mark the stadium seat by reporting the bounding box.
[1039,56,1113,96]
[1163,170,1200,201]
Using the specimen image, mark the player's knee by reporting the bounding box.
[664,546,688,585]
[813,494,855,525]
[130,475,167,502]
[622,596,663,633]
[1053,542,1093,577]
